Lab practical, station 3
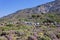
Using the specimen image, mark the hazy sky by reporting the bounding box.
[0,0,54,17]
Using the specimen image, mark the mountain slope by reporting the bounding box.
[0,0,60,40]
[0,0,60,22]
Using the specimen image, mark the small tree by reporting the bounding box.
[32,14,40,23]
[6,24,14,27]
[32,14,36,18]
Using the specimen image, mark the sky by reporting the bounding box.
[0,0,54,17]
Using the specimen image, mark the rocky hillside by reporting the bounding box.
[0,0,60,40]
[0,0,60,19]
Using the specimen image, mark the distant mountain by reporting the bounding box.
[0,0,60,22]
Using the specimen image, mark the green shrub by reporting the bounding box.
[6,24,14,27]
[38,36,51,40]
